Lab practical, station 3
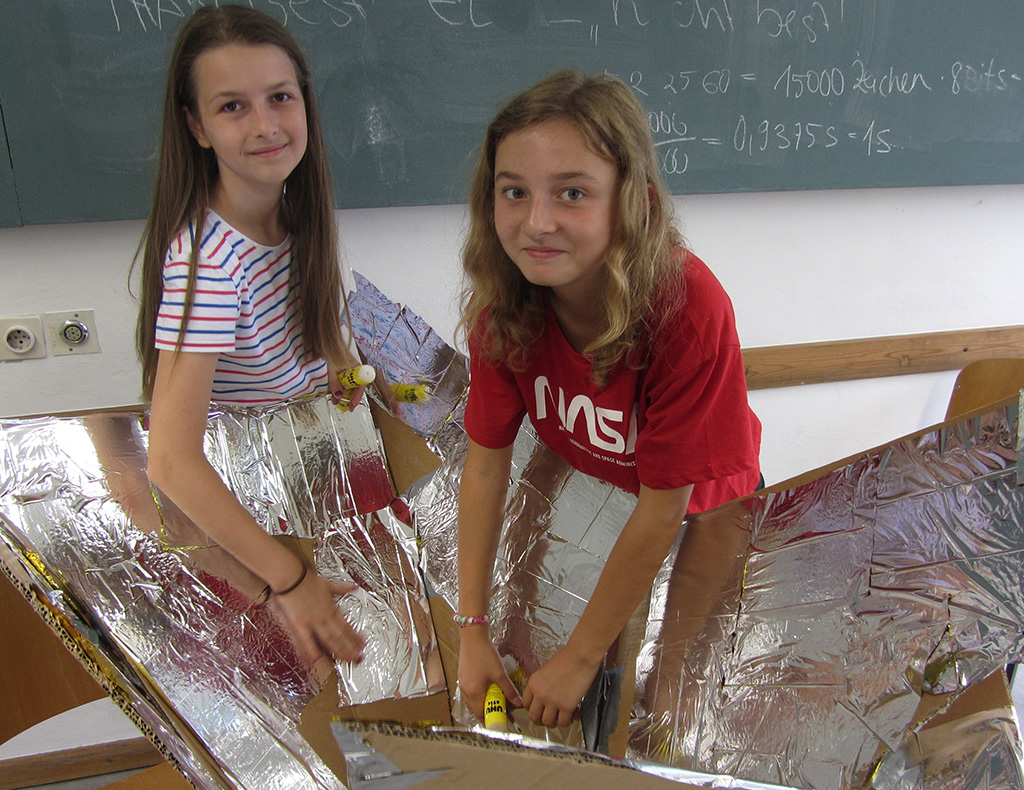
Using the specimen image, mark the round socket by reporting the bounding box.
[4,325,37,355]
[60,320,89,346]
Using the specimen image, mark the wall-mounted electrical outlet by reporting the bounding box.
[45,309,101,356]
[0,316,47,361]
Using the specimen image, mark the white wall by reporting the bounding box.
[1,184,1021,484]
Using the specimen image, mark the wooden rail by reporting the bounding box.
[0,740,162,790]
[743,325,1024,390]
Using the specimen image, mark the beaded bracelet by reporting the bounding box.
[452,613,490,628]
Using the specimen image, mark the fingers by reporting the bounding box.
[498,675,522,709]
[322,580,364,658]
[273,575,366,665]
[459,675,493,721]
[521,687,578,728]
[302,619,364,665]
[312,595,366,663]
[466,675,521,718]
[326,579,360,597]
[525,699,575,728]
[467,688,487,721]
[457,640,519,720]
[458,673,499,721]
[332,385,366,412]
[294,627,327,666]
[319,621,366,664]
[292,615,365,665]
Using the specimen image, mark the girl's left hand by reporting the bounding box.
[522,647,602,728]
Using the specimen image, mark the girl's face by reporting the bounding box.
[493,118,619,304]
[185,43,307,202]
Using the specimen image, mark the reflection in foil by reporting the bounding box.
[348,271,469,461]
[202,397,393,537]
[2,275,1024,790]
[0,398,443,790]
[332,721,451,788]
[354,281,1024,788]
[628,404,1024,790]
[415,425,637,694]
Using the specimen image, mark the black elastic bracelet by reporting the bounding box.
[272,564,308,597]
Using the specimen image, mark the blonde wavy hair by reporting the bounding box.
[459,70,685,385]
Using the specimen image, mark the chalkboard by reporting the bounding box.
[0,115,19,228]
[1,1,1023,227]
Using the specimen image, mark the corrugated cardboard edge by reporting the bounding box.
[0,538,195,789]
[883,671,1019,785]
[299,654,453,787]
[343,721,707,790]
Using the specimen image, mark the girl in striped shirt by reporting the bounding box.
[134,6,366,667]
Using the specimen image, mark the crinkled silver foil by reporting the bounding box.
[0,397,443,790]
[3,275,1023,790]
[360,281,1024,789]
[332,721,452,786]
[415,423,639,685]
[201,397,393,537]
[633,403,1024,789]
[349,271,469,461]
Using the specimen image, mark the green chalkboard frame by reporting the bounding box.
[1,1,1022,228]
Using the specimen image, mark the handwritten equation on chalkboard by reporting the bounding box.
[1,0,1022,226]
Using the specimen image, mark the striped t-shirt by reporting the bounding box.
[154,212,329,405]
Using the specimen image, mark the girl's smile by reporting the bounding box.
[251,143,290,157]
[524,246,565,259]
[493,118,619,308]
[186,44,308,206]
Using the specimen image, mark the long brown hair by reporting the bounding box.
[458,70,684,386]
[133,5,352,399]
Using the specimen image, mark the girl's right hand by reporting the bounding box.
[271,570,366,665]
[327,362,367,413]
[457,626,522,721]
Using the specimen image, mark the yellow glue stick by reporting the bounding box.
[338,365,376,389]
[390,382,430,403]
[483,683,508,732]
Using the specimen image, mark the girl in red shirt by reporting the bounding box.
[456,71,761,730]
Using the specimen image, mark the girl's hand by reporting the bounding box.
[332,385,366,412]
[522,647,601,728]
[326,362,366,412]
[457,626,522,721]
[271,569,366,665]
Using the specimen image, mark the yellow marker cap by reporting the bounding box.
[338,365,376,389]
[483,683,507,732]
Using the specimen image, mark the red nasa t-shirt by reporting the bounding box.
[465,252,761,514]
